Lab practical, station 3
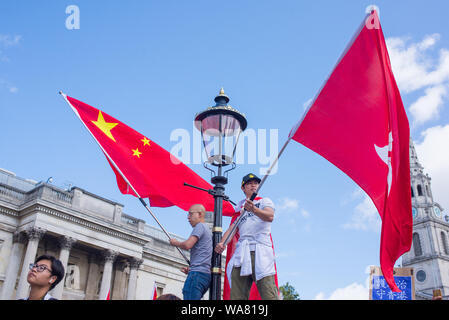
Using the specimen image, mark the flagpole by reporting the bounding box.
[222,136,293,246]
[59,91,190,265]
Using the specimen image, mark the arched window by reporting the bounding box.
[426,185,431,197]
[413,233,423,256]
[411,187,414,198]
[417,185,423,196]
[441,232,449,255]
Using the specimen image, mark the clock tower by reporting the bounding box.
[401,138,448,299]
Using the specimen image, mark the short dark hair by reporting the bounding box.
[156,293,181,300]
[35,254,65,290]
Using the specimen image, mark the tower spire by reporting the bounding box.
[409,137,424,175]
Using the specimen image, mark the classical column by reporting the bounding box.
[98,249,118,300]
[51,236,77,299]
[111,259,128,300]
[85,254,101,300]
[15,227,46,299]
[126,257,143,300]
[0,232,26,300]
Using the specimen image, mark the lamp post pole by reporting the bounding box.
[209,91,229,300]
[194,89,247,300]
[210,174,227,300]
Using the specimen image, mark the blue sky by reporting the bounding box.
[2,1,449,299]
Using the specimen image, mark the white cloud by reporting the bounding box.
[276,197,311,233]
[0,34,21,62]
[0,50,9,62]
[276,250,297,260]
[387,34,449,93]
[387,34,449,126]
[0,34,22,47]
[300,209,310,218]
[342,190,381,232]
[415,124,449,211]
[315,282,369,300]
[277,197,311,219]
[410,85,447,125]
[277,197,299,212]
[0,79,19,94]
[314,266,371,300]
[9,86,18,94]
[0,34,21,93]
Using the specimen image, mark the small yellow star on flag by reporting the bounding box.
[91,111,118,142]
[141,137,151,146]
[132,148,142,158]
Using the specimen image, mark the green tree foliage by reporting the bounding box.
[279,282,300,300]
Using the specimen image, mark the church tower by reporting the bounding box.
[402,138,448,299]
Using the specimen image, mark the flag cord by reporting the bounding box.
[60,91,190,265]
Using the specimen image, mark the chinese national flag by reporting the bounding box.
[289,10,412,292]
[222,204,280,300]
[63,95,234,215]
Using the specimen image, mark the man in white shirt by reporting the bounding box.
[215,173,278,300]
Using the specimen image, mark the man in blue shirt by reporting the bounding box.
[170,204,212,300]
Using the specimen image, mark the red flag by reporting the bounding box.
[106,289,110,300]
[223,202,280,300]
[151,282,158,300]
[289,10,412,292]
[63,94,234,215]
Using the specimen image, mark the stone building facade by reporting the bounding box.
[0,167,212,300]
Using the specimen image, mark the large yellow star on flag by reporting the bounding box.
[91,111,118,142]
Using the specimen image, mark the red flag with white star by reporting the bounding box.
[289,10,412,292]
[63,94,234,215]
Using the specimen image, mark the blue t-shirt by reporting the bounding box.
[189,222,212,274]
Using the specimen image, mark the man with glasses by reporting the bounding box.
[22,254,65,300]
[169,204,212,300]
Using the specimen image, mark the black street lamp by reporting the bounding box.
[194,88,247,300]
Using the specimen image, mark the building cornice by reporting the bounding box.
[0,205,19,218]
[2,201,150,247]
[403,253,449,265]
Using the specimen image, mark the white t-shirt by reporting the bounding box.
[234,197,275,251]
[227,197,276,283]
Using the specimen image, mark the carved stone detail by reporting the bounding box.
[12,231,27,244]
[128,257,143,270]
[24,227,46,241]
[115,259,128,272]
[103,249,119,263]
[58,236,77,250]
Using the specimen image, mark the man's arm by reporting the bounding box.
[170,235,198,250]
[214,220,237,254]
[244,199,274,222]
